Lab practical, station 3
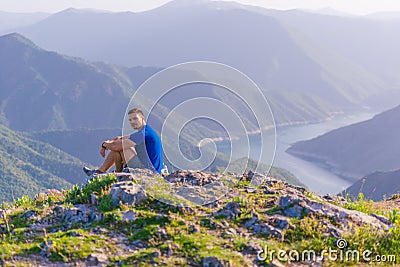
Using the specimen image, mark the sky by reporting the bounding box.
[1,0,400,15]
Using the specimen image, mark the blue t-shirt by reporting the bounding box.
[129,125,163,173]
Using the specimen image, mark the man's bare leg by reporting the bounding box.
[98,151,117,173]
[114,151,125,172]
[124,147,137,166]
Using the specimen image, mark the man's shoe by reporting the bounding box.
[83,166,98,177]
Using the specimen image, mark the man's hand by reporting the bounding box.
[101,138,123,152]
[100,147,106,157]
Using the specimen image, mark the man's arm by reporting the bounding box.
[121,135,136,149]
[102,135,136,151]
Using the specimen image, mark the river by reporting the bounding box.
[218,111,377,194]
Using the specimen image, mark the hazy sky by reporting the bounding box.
[1,0,400,15]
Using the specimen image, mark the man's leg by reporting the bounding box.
[124,147,137,167]
[114,151,125,172]
[98,150,118,173]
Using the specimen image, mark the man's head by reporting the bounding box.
[128,108,146,130]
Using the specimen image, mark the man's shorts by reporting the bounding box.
[126,156,157,173]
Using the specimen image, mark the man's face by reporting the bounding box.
[128,113,145,130]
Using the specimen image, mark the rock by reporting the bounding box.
[91,193,98,205]
[86,253,108,266]
[110,181,148,206]
[90,212,103,222]
[53,205,64,216]
[245,171,267,187]
[222,227,238,238]
[244,213,258,228]
[165,170,220,186]
[279,194,301,209]
[121,210,136,222]
[154,227,168,239]
[188,222,200,233]
[283,204,304,218]
[370,213,392,226]
[131,240,145,248]
[60,204,96,224]
[251,223,283,239]
[202,256,224,267]
[267,215,292,230]
[242,240,262,255]
[277,193,393,235]
[214,202,240,219]
[25,210,38,220]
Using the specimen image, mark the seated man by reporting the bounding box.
[83,108,166,176]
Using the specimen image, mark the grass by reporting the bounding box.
[1,174,399,266]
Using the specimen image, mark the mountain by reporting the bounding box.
[251,8,400,88]
[341,169,400,201]
[287,104,400,181]
[366,11,400,20]
[0,33,131,131]
[0,124,90,202]
[26,128,121,166]
[0,33,240,136]
[0,11,49,34]
[0,33,267,173]
[12,2,394,121]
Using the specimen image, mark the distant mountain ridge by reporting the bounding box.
[8,3,397,128]
[0,124,89,202]
[0,33,130,131]
[0,11,49,34]
[341,169,400,201]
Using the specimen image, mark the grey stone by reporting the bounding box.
[277,193,393,236]
[60,204,94,224]
[203,256,224,267]
[86,253,108,266]
[268,215,292,230]
[283,204,304,218]
[25,210,38,220]
[244,213,258,228]
[370,213,392,226]
[214,202,240,219]
[251,223,283,239]
[279,194,301,209]
[188,222,200,233]
[91,193,98,205]
[154,227,168,239]
[110,181,148,206]
[121,210,136,222]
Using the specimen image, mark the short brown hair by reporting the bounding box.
[128,108,144,117]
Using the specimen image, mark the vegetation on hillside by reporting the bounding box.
[0,173,398,266]
[0,125,89,202]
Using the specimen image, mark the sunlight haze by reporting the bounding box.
[1,0,400,15]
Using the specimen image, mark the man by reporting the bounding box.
[83,108,165,176]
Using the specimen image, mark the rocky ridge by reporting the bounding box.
[0,169,398,266]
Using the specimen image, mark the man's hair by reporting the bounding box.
[128,108,144,117]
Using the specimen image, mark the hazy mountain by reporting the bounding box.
[0,124,89,202]
[341,169,400,201]
[250,8,400,88]
[306,8,354,17]
[287,104,400,180]
[0,33,131,131]
[13,1,393,118]
[366,11,400,20]
[0,32,374,140]
[26,128,121,166]
[0,11,49,34]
